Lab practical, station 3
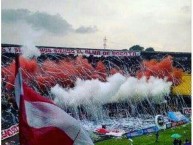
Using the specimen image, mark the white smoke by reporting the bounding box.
[11,22,40,58]
[51,73,172,106]
[51,73,126,106]
[19,23,41,58]
[112,76,172,103]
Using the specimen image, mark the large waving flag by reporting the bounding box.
[14,55,94,145]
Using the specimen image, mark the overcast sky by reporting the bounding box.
[2,0,191,52]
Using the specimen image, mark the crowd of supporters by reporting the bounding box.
[1,49,191,144]
[1,77,19,130]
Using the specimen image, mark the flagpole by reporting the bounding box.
[14,54,22,144]
[15,54,20,77]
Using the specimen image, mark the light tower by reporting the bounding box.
[103,36,107,49]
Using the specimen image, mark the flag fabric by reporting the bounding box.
[14,56,94,145]
[96,128,110,134]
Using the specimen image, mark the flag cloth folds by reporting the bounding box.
[14,56,94,145]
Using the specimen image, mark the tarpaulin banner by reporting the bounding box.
[142,126,158,135]
[1,124,19,140]
[171,121,185,127]
[2,47,140,57]
[183,108,191,115]
[126,129,143,138]
[168,111,189,122]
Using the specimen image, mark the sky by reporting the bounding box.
[1,0,191,52]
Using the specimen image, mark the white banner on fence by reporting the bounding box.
[183,107,191,115]
[1,124,19,140]
[2,47,140,57]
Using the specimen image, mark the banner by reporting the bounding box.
[126,129,143,138]
[171,121,185,127]
[183,108,191,115]
[1,47,140,57]
[127,126,158,138]
[168,111,189,122]
[1,124,19,140]
[142,126,158,135]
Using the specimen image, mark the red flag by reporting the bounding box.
[14,56,94,145]
[96,128,110,134]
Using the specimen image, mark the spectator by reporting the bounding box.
[173,138,178,145]
[178,139,182,145]
[184,139,191,145]
[155,131,159,142]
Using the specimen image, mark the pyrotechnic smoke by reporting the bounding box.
[2,56,38,89]
[2,55,179,98]
[51,73,126,106]
[2,56,120,90]
[51,74,172,106]
[137,56,183,85]
[17,23,41,58]
[112,76,172,104]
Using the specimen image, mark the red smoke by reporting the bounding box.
[2,57,38,89]
[2,56,117,90]
[2,55,184,91]
[137,56,183,85]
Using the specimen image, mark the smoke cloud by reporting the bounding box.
[137,56,183,85]
[51,73,172,106]
[19,23,41,58]
[2,55,181,94]
[112,76,172,103]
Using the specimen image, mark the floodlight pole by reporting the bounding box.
[103,37,107,49]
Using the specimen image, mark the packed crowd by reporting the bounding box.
[2,77,19,130]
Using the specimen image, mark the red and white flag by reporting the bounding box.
[14,56,94,145]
